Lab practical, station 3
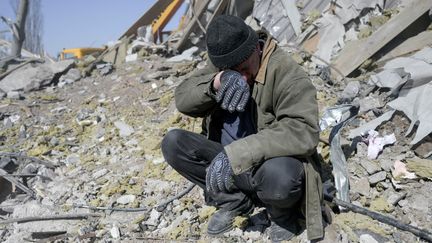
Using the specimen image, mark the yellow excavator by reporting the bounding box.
[60,0,186,60]
[59,47,105,60]
[121,0,185,42]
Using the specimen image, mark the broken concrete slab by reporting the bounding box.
[167,47,199,62]
[360,160,381,175]
[59,68,81,84]
[116,195,136,205]
[368,171,387,184]
[386,190,406,206]
[351,177,371,197]
[359,96,382,113]
[6,90,22,99]
[340,81,361,101]
[96,63,113,76]
[0,60,74,92]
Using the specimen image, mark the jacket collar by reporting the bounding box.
[255,35,277,84]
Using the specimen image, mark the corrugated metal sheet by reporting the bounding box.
[252,0,332,42]
[252,0,402,43]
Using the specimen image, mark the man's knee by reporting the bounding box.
[161,129,184,166]
[255,157,305,208]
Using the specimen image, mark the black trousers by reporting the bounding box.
[161,129,305,220]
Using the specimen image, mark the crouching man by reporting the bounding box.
[162,15,324,241]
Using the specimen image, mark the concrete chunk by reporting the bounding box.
[368,171,387,185]
[0,60,74,92]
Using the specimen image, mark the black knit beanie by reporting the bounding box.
[206,15,258,69]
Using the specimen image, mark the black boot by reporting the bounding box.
[267,220,299,242]
[207,203,254,235]
[265,208,301,242]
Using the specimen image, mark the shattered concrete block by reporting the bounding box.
[360,234,379,243]
[368,171,387,185]
[59,68,81,84]
[0,60,74,93]
[110,225,121,239]
[360,160,381,175]
[359,96,382,113]
[92,168,109,179]
[386,191,406,206]
[351,177,371,197]
[125,53,138,62]
[65,154,80,164]
[167,46,199,62]
[7,90,22,99]
[409,194,429,213]
[340,81,361,101]
[116,195,136,205]
[152,157,165,165]
[96,63,113,76]
[145,209,161,226]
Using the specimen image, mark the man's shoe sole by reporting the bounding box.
[207,223,233,235]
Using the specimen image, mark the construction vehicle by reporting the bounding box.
[59,47,105,60]
[121,0,185,43]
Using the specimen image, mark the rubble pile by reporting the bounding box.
[0,0,431,242]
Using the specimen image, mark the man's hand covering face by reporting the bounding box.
[216,70,250,113]
[206,151,234,194]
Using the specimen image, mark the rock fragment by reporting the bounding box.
[360,234,379,243]
[360,160,381,175]
[114,121,134,137]
[116,195,136,205]
[351,177,371,197]
[92,168,109,179]
[110,225,120,239]
[368,171,387,185]
[7,90,22,99]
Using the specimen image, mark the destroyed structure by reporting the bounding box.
[0,0,432,242]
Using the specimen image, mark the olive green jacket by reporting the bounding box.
[175,36,323,240]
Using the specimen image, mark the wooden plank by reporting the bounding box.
[152,0,185,42]
[115,37,131,65]
[377,31,432,64]
[101,47,118,64]
[0,168,35,198]
[173,0,212,52]
[332,0,432,79]
[204,0,229,29]
[120,0,173,39]
[302,32,320,53]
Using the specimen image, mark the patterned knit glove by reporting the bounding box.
[206,151,234,194]
[216,70,250,113]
